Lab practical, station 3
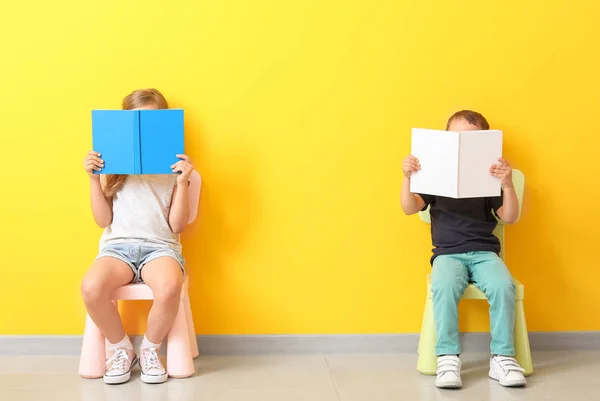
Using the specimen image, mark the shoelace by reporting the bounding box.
[436,356,460,376]
[495,357,525,375]
[142,347,163,372]
[105,348,130,372]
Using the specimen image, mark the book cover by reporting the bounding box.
[410,128,460,198]
[410,128,502,198]
[92,109,184,175]
[457,130,502,198]
[91,110,139,175]
[139,109,184,174]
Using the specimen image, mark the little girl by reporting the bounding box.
[81,88,195,384]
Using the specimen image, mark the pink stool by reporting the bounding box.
[79,276,199,378]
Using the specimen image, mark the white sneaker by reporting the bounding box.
[489,355,527,387]
[140,347,168,384]
[435,355,462,388]
[104,348,138,385]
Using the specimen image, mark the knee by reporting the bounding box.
[81,277,105,306]
[153,280,182,303]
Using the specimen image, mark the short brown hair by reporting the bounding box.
[446,110,490,130]
[122,88,168,110]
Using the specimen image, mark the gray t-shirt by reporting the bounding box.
[99,175,181,253]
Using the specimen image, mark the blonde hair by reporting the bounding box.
[102,88,169,197]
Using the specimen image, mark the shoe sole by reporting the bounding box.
[141,372,168,384]
[436,381,462,389]
[488,369,527,387]
[104,356,139,385]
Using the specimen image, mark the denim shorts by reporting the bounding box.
[96,242,185,283]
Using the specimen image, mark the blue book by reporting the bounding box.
[92,109,184,175]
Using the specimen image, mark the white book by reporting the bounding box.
[410,128,502,199]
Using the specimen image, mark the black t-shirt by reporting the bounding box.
[419,193,503,264]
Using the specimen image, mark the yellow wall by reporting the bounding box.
[1,1,599,335]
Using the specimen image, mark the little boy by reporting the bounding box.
[401,110,526,389]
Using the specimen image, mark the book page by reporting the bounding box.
[410,128,459,198]
[457,130,502,198]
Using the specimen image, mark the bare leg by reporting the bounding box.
[81,257,134,344]
[141,257,183,344]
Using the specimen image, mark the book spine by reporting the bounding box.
[91,110,99,175]
[134,111,141,174]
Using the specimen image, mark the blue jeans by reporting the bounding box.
[431,251,516,356]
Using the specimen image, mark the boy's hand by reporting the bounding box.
[490,158,513,188]
[171,154,194,185]
[84,151,104,178]
[402,155,421,178]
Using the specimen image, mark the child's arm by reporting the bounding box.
[496,186,518,224]
[401,177,426,215]
[85,151,113,228]
[90,179,113,227]
[168,155,194,234]
[401,155,426,215]
[491,158,519,224]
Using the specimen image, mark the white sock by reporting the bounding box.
[141,334,161,351]
[107,334,133,350]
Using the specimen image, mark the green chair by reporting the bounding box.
[416,169,533,376]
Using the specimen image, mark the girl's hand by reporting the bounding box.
[490,158,513,188]
[402,155,421,178]
[171,154,194,185]
[84,151,104,178]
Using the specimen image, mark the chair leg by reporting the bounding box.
[167,299,195,378]
[79,314,106,379]
[417,295,438,375]
[183,291,199,359]
[514,299,533,376]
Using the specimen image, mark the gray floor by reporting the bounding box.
[0,351,598,401]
